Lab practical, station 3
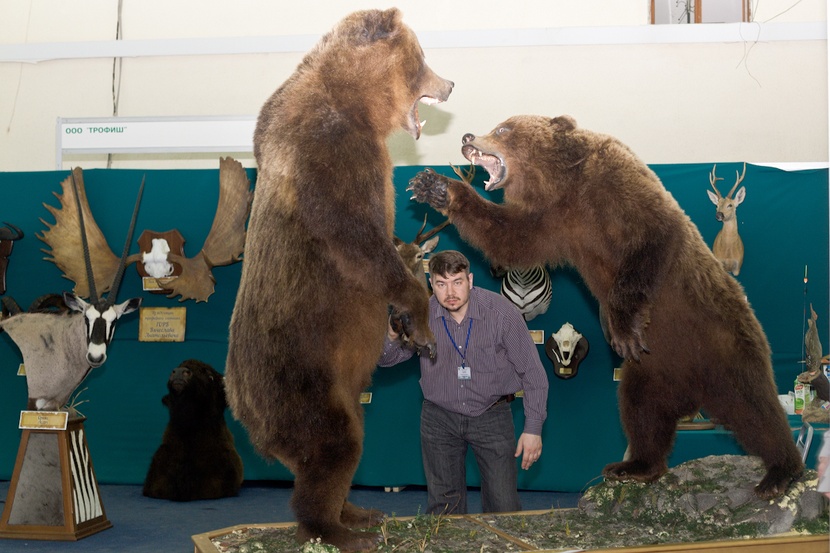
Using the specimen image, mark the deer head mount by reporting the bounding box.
[0,222,24,295]
[390,215,451,344]
[37,157,253,303]
[706,162,746,276]
[394,215,451,290]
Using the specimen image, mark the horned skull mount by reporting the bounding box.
[0,222,24,295]
[552,323,581,366]
[544,322,590,380]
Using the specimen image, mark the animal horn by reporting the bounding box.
[708,164,723,197]
[727,162,747,199]
[413,215,451,244]
[70,169,98,302]
[0,223,24,241]
[106,175,145,304]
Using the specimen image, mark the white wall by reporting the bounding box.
[0,0,826,170]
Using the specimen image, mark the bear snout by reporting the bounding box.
[462,133,475,145]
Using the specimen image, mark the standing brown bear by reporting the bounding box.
[409,115,803,499]
[225,9,451,552]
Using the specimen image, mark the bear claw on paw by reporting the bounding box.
[297,528,382,553]
[407,169,449,210]
[602,461,666,483]
[753,469,801,499]
[341,503,385,529]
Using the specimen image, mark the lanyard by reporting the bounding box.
[442,316,473,367]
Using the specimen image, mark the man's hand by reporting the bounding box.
[515,433,542,470]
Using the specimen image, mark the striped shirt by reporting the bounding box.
[378,286,549,435]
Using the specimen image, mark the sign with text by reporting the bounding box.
[56,115,256,168]
[19,410,69,430]
[139,307,186,342]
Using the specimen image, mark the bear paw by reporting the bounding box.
[297,523,382,553]
[407,168,450,211]
[341,502,385,529]
[394,309,436,358]
[602,460,666,483]
[753,464,803,499]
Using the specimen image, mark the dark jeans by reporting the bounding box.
[420,400,521,515]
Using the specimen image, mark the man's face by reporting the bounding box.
[430,271,473,314]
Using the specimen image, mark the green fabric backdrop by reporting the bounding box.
[0,162,826,493]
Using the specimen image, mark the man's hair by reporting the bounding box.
[428,250,470,278]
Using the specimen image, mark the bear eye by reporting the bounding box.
[496,127,510,136]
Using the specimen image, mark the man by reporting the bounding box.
[378,250,549,515]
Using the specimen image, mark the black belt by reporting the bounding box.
[490,394,515,409]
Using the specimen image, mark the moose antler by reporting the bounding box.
[38,168,142,299]
[38,158,252,303]
[159,156,253,302]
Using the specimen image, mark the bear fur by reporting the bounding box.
[224,9,451,551]
[143,359,243,501]
[409,115,804,499]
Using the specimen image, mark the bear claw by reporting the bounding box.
[408,169,449,210]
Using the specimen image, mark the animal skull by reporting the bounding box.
[142,238,174,278]
[551,322,582,367]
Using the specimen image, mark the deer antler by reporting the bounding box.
[159,157,253,302]
[412,215,451,245]
[726,162,747,199]
[38,168,142,299]
[708,164,724,197]
[451,163,476,185]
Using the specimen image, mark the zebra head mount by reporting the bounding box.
[495,264,552,322]
[63,169,143,368]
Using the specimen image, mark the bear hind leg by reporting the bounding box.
[704,395,803,499]
[290,405,382,551]
[293,470,383,552]
[603,368,686,483]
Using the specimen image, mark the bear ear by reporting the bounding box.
[550,115,577,131]
[359,8,401,43]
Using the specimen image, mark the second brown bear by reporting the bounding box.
[409,114,803,499]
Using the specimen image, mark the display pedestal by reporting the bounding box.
[0,414,111,541]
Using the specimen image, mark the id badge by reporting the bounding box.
[457,365,471,380]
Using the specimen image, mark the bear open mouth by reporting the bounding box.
[462,145,506,191]
[409,95,443,139]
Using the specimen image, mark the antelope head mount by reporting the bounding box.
[38,157,253,303]
[706,162,746,276]
[47,169,144,367]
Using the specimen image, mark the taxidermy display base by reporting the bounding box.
[0,414,111,541]
[193,455,827,553]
